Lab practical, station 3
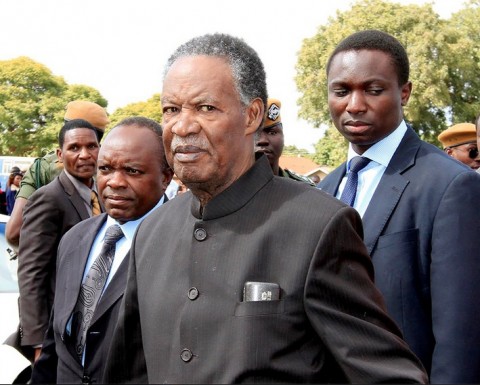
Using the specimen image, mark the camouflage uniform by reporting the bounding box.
[16,151,63,200]
[279,167,316,186]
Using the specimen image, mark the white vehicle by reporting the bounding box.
[0,215,32,384]
[0,214,19,343]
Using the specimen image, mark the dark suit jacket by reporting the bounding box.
[103,156,427,384]
[319,126,480,383]
[18,171,92,347]
[31,214,129,383]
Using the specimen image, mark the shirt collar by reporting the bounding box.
[191,154,273,220]
[346,120,408,169]
[104,195,165,242]
[63,169,97,201]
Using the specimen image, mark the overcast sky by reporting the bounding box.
[0,0,465,151]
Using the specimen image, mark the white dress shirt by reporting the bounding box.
[66,195,165,364]
[336,121,408,217]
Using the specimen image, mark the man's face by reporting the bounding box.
[57,128,99,186]
[255,123,284,174]
[97,125,172,224]
[445,142,480,170]
[327,50,412,154]
[161,55,262,196]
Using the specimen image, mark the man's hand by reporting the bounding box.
[34,347,42,362]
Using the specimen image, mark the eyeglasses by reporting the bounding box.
[446,144,479,159]
[468,148,479,159]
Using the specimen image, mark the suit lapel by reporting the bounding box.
[89,194,168,325]
[362,128,421,255]
[362,172,408,255]
[58,215,108,332]
[318,162,346,197]
[58,171,91,220]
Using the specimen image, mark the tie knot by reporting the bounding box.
[349,156,370,173]
[104,225,124,245]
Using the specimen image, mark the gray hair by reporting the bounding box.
[164,33,267,111]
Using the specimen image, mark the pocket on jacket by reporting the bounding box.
[234,300,285,317]
[375,228,419,251]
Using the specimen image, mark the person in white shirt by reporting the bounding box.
[31,116,173,384]
[319,29,480,383]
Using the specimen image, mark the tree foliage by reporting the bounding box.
[283,145,311,157]
[311,127,348,167]
[107,94,162,134]
[0,57,107,156]
[444,0,480,123]
[296,0,480,167]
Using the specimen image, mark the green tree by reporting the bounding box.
[0,57,107,156]
[311,126,348,167]
[296,0,480,165]
[282,145,311,157]
[108,94,162,134]
[444,0,480,124]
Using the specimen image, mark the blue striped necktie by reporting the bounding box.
[340,156,370,207]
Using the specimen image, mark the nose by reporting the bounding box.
[79,146,92,158]
[107,170,127,189]
[255,131,269,148]
[170,109,201,137]
[346,91,367,115]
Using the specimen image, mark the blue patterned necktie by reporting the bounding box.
[340,156,370,207]
[72,224,124,360]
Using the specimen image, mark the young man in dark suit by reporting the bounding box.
[103,33,427,384]
[319,29,480,383]
[30,117,173,383]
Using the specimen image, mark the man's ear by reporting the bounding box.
[161,168,174,191]
[245,98,264,136]
[401,81,412,106]
[56,148,63,164]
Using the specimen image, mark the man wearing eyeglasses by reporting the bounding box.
[438,123,480,170]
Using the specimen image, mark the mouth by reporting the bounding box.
[255,148,274,158]
[77,163,95,170]
[104,195,131,206]
[173,145,206,162]
[344,120,372,133]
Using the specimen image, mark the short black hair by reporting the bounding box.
[63,118,104,142]
[115,116,163,137]
[327,29,410,86]
[58,119,97,148]
[113,116,170,172]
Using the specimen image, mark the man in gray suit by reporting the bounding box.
[17,119,101,362]
[103,33,427,383]
[319,30,480,383]
[30,117,173,383]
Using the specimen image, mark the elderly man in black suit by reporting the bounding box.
[319,30,480,383]
[103,33,427,383]
[30,117,173,383]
